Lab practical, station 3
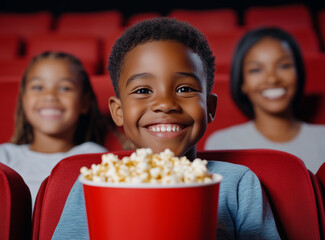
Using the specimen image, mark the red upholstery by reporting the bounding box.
[25,33,100,74]
[304,54,325,94]
[126,12,162,27]
[0,12,52,40]
[56,11,123,40]
[89,74,115,115]
[318,10,325,47]
[287,29,321,55]
[32,149,322,239]
[309,170,325,239]
[0,58,29,77]
[168,9,239,34]
[205,28,247,74]
[198,149,322,239]
[0,162,32,240]
[317,163,325,191]
[31,151,131,240]
[0,35,21,60]
[197,75,248,150]
[244,4,313,31]
[0,79,20,143]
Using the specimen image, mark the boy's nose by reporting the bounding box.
[150,93,181,113]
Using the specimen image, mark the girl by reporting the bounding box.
[0,51,110,205]
[205,27,325,174]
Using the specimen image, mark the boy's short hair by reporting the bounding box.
[231,27,305,119]
[108,17,215,97]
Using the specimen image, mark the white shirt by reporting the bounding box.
[205,121,325,174]
[0,142,107,206]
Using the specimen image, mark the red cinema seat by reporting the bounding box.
[197,74,248,150]
[304,54,325,94]
[205,28,247,74]
[244,4,313,31]
[0,58,29,77]
[198,149,323,239]
[317,163,325,191]
[287,29,321,55]
[126,12,162,27]
[0,35,21,60]
[0,79,20,143]
[25,33,100,75]
[0,12,52,40]
[32,149,322,239]
[319,10,325,47]
[168,9,239,34]
[0,162,32,240]
[90,75,115,115]
[56,11,123,40]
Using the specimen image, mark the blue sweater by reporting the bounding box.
[52,161,280,239]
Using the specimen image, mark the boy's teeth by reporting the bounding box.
[261,88,285,99]
[150,124,181,132]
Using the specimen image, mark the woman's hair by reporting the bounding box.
[231,27,305,119]
[108,17,215,97]
[11,51,109,146]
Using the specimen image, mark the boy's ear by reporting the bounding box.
[109,96,124,127]
[207,93,217,123]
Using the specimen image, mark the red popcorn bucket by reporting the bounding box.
[80,174,222,240]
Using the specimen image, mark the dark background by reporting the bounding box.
[1,0,325,23]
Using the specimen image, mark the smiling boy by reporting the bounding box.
[52,18,280,239]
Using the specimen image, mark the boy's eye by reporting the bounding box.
[177,86,196,93]
[134,88,152,94]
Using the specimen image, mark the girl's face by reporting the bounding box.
[22,58,88,141]
[241,37,298,117]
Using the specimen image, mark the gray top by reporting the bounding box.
[205,121,325,173]
[52,161,280,239]
[0,142,107,206]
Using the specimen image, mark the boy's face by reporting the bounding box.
[109,40,217,159]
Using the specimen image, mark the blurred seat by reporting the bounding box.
[244,4,313,31]
[0,58,29,77]
[197,74,248,150]
[0,79,20,144]
[304,54,325,94]
[0,35,21,60]
[0,12,52,40]
[90,75,115,115]
[287,29,321,55]
[0,162,32,240]
[32,149,323,239]
[205,28,247,74]
[298,93,325,125]
[168,9,239,34]
[198,149,323,239]
[126,12,162,27]
[25,33,100,74]
[318,10,325,47]
[56,11,123,40]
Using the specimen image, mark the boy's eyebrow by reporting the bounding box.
[176,72,201,83]
[126,73,153,86]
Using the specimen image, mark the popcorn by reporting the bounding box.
[80,148,213,184]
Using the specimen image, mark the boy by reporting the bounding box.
[52,18,280,239]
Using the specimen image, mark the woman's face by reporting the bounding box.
[241,37,298,117]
